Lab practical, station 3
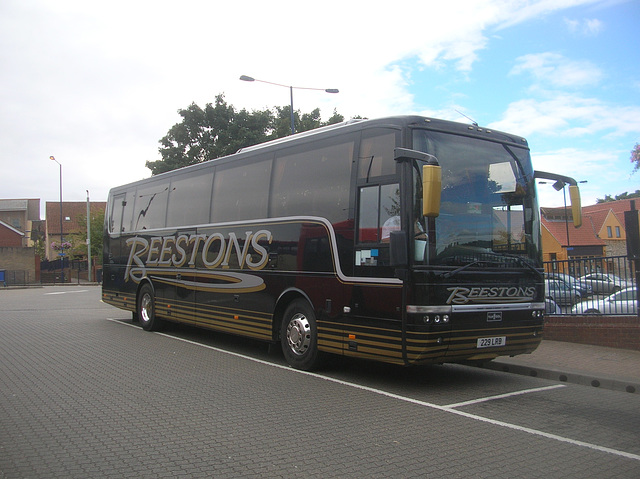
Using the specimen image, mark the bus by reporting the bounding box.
[102,115,582,371]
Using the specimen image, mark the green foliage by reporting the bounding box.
[147,94,348,175]
[631,143,640,174]
[71,209,105,261]
[596,190,640,203]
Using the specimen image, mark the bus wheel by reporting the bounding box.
[138,283,161,331]
[281,299,321,371]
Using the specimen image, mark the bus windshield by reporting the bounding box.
[412,130,541,267]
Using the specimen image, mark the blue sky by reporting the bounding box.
[1,0,638,214]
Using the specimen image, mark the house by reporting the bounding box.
[0,198,40,247]
[582,199,636,258]
[0,199,42,283]
[541,207,606,263]
[0,220,25,247]
[541,199,639,280]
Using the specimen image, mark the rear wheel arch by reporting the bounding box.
[272,288,314,341]
[136,279,162,331]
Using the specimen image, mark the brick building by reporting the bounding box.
[0,199,42,283]
[45,201,106,261]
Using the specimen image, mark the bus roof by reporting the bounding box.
[110,115,528,192]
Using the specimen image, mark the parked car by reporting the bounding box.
[545,297,561,314]
[578,273,629,295]
[544,279,582,306]
[571,287,638,315]
[545,273,593,296]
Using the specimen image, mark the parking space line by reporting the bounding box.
[45,290,88,295]
[443,384,566,408]
[106,318,640,462]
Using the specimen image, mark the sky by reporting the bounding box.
[1,0,639,218]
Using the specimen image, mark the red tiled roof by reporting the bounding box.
[583,209,610,234]
[541,216,605,247]
[583,199,639,230]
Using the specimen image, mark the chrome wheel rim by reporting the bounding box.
[286,313,311,356]
[140,293,152,323]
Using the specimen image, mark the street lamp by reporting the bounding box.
[539,179,587,251]
[49,156,64,283]
[86,190,92,283]
[239,75,339,135]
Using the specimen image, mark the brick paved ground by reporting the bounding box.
[1,287,639,478]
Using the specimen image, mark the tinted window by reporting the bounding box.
[271,136,354,223]
[211,158,272,223]
[109,193,125,234]
[358,183,400,243]
[132,182,170,231]
[167,169,214,227]
[358,130,397,181]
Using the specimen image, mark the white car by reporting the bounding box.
[571,287,638,315]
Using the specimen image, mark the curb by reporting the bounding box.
[480,359,639,394]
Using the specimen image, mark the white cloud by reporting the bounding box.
[532,147,634,207]
[0,0,631,209]
[510,52,604,88]
[565,17,604,35]
[488,94,640,138]
[496,0,603,29]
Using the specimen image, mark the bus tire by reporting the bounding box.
[138,283,161,331]
[281,299,322,371]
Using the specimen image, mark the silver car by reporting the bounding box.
[571,287,638,315]
[578,273,629,295]
[545,273,593,296]
[544,279,581,306]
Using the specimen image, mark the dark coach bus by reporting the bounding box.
[102,115,582,370]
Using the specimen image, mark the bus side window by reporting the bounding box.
[358,186,379,242]
[167,170,214,228]
[109,193,126,234]
[109,192,135,234]
[133,182,170,231]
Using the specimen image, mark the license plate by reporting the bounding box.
[477,336,506,348]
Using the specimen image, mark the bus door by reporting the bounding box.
[352,181,404,360]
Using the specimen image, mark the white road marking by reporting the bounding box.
[107,318,640,462]
[443,384,566,408]
[45,289,89,295]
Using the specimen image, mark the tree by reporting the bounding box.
[631,143,640,175]
[147,94,350,175]
[70,210,105,261]
[596,190,640,203]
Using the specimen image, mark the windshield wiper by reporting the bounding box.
[439,254,542,280]
[439,261,483,279]
[503,253,543,281]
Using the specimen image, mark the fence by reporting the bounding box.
[1,270,35,286]
[41,259,103,284]
[543,255,638,316]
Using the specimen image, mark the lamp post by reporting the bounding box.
[539,179,587,256]
[86,190,92,283]
[239,75,339,135]
[49,156,64,283]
